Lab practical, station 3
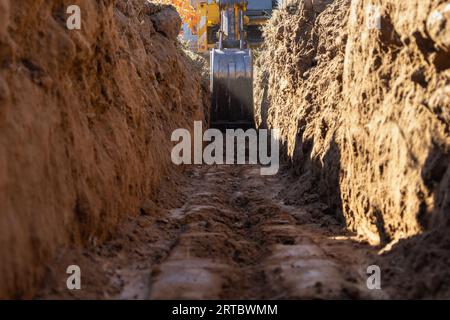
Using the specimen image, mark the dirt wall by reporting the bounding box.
[0,0,207,298]
[255,0,449,245]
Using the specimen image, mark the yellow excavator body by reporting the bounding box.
[197,2,220,53]
[194,1,273,54]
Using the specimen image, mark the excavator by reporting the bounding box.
[209,0,274,128]
[211,0,253,128]
[195,0,274,54]
[159,0,275,128]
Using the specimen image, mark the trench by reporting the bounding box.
[36,1,388,300]
[5,0,446,301]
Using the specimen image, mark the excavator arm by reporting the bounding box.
[210,0,254,128]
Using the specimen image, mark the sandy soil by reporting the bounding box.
[255,0,450,299]
[0,0,207,298]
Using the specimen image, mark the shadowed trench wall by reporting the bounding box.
[255,0,450,297]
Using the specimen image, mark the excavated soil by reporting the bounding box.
[0,0,207,298]
[255,0,450,298]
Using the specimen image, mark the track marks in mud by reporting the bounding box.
[147,165,385,300]
[38,165,387,299]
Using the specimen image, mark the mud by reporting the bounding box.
[39,164,386,299]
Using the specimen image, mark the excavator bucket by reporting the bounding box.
[210,48,254,129]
